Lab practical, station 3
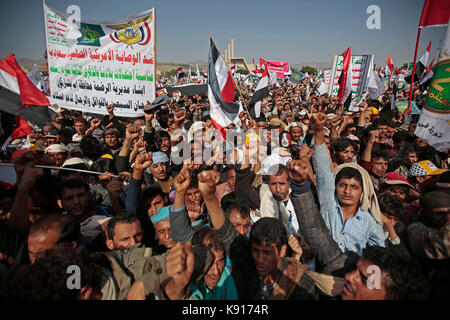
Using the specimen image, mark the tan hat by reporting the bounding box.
[45,144,69,154]
[61,157,89,168]
[269,118,286,129]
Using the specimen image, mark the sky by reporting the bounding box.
[0,0,447,68]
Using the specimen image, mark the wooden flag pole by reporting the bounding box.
[208,32,250,114]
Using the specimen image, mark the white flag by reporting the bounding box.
[26,64,43,90]
[368,68,385,99]
[269,71,278,85]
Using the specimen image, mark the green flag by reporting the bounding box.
[414,20,450,152]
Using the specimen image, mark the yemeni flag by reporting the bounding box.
[0,54,54,137]
[419,56,436,85]
[385,54,394,78]
[176,67,183,78]
[207,36,241,138]
[419,0,450,28]
[416,41,432,80]
[248,65,269,118]
[414,20,450,152]
[337,47,353,105]
[405,42,431,84]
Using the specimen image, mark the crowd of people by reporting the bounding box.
[0,73,448,300]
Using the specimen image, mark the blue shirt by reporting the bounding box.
[312,143,385,256]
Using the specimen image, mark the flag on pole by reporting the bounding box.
[417,41,432,79]
[188,67,192,83]
[317,81,328,96]
[419,0,450,28]
[419,56,436,85]
[176,67,183,78]
[269,70,278,85]
[196,64,200,80]
[414,19,450,152]
[0,54,54,131]
[337,47,353,104]
[230,63,236,75]
[288,70,304,84]
[207,36,241,138]
[368,67,385,99]
[248,65,269,118]
[385,54,394,77]
[26,64,43,90]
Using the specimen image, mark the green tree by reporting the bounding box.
[300,66,317,75]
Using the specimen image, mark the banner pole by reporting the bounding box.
[153,7,157,100]
[408,27,422,113]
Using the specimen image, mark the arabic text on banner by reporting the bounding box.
[44,4,156,117]
[329,55,373,97]
[414,20,450,152]
[259,58,289,79]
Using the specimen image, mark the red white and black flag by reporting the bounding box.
[176,67,183,78]
[248,64,269,118]
[337,47,353,106]
[207,36,241,137]
[419,55,436,86]
[0,54,53,138]
[385,54,394,78]
[417,41,432,79]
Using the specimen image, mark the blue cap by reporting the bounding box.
[151,206,170,225]
[152,151,169,164]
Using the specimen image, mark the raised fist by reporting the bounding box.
[90,118,101,129]
[173,168,191,192]
[134,152,153,171]
[197,170,220,197]
[310,113,327,132]
[287,159,309,183]
[125,125,141,141]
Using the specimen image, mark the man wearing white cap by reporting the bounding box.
[45,143,70,167]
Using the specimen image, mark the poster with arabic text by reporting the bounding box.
[44,3,155,117]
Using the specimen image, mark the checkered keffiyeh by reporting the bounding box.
[409,162,428,177]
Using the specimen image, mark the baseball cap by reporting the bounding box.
[382,172,413,188]
[408,160,449,177]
